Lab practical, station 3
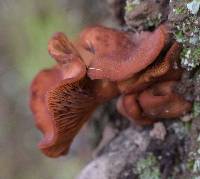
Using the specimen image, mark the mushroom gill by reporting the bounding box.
[30,65,100,158]
[30,29,119,158]
[39,77,98,157]
[30,67,118,157]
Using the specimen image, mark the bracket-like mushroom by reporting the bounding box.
[30,32,119,157]
[79,25,168,81]
[30,67,96,157]
[117,81,192,125]
[139,81,192,119]
[30,24,192,157]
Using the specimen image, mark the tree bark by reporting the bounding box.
[78,0,200,178]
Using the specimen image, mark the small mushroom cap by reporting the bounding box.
[117,81,192,125]
[78,25,167,81]
[48,32,86,81]
[117,94,155,125]
[139,81,192,118]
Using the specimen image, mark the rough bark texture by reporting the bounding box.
[78,0,200,178]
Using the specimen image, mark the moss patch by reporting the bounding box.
[136,153,161,179]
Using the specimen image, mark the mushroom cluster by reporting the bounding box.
[30,25,192,157]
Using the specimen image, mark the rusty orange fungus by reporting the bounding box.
[30,25,192,158]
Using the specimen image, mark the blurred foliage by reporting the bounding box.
[1,0,81,84]
[0,0,107,178]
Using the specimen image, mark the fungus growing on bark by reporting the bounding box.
[30,24,192,157]
[117,94,155,125]
[116,41,192,125]
[30,31,119,157]
[117,42,183,94]
[139,81,192,119]
[79,25,168,81]
[30,67,94,157]
[117,81,192,125]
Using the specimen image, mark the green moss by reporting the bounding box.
[193,102,200,117]
[170,122,189,140]
[125,0,140,12]
[144,13,162,28]
[192,48,200,60]
[181,47,200,70]
[175,31,185,43]
[136,153,161,179]
[175,7,187,14]
[193,159,200,173]
[187,159,195,171]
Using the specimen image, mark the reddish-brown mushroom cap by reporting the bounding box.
[30,29,122,157]
[48,32,86,81]
[30,67,62,132]
[117,42,183,94]
[30,67,119,157]
[139,81,192,118]
[30,67,64,157]
[117,81,192,125]
[117,94,155,125]
[78,25,168,81]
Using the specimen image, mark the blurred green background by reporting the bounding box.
[0,0,114,178]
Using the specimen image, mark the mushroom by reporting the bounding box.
[30,32,119,157]
[43,77,98,157]
[30,69,118,157]
[116,41,191,125]
[30,24,192,157]
[117,94,155,125]
[117,81,192,125]
[78,25,168,81]
[117,42,183,94]
[139,81,192,119]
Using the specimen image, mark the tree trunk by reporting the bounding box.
[78,0,200,178]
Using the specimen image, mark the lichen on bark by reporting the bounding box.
[168,1,200,177]
[169,0,200,70]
